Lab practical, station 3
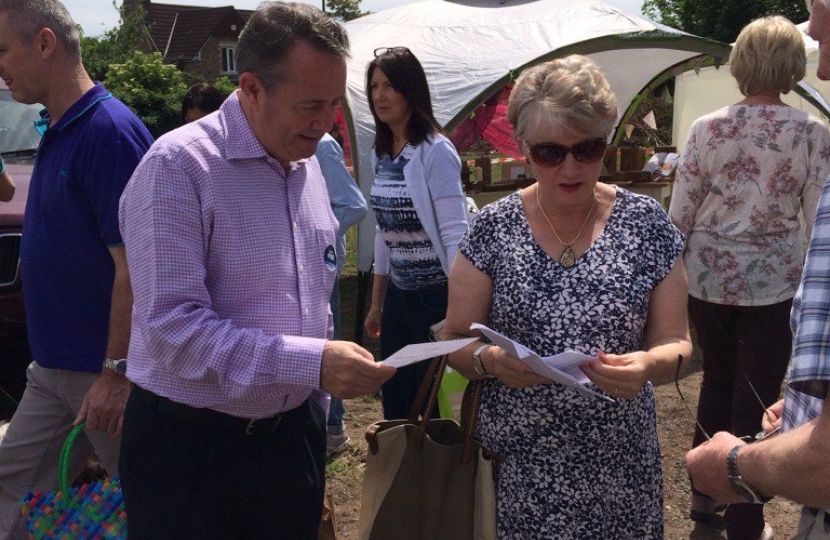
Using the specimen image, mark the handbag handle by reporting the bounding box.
[410,354,485,464]
[59,422,87,492]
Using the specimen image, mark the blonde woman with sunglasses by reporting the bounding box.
[442,54,692,539]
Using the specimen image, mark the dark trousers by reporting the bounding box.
[120,388,326,539]
[379,280,448,420]
[689,296,792,540]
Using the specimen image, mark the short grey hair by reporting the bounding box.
[0,0,80,58]
[507,55,618,141]
[236,2,350,90]
[730,16,805,96]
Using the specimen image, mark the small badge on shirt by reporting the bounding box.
[324,245,337,271]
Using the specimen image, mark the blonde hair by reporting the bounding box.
[730,16,805,96]
[506,55,618,141]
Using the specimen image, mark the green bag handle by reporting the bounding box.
[58,422,86,493]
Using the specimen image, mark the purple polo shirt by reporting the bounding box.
[21,82,153,372]
[119,91,338,419]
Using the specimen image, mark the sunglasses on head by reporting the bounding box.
[524,137,607,167]
[374,47,411,58]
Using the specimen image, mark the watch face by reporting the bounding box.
[104,358,127,375]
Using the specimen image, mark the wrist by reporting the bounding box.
[102,357,127,376]
[471,343,494,378]
[0,157,5,175]
[727,444,771,504]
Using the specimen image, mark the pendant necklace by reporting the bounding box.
[535,186,596,268]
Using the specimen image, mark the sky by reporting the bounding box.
[62,0,647,37]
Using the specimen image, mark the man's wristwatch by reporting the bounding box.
[102,357,127,375]
[471,344,493,378]
[727,445,771,504]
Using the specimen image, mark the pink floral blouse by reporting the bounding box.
[669,105,830,306]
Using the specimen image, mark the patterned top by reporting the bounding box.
[119,91,337,418]
[784,178,830,431]
[669,105,830,306]
[371,143,445,290]
[460,189,683,539]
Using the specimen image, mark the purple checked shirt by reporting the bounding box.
[119,91,338,418]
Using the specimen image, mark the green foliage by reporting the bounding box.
[643,0,809,43]
[325,0,367,21]
[104,51,188,137]
[213,76,238,97]
[80,1,146,82]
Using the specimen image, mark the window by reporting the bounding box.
[220,45,236,74]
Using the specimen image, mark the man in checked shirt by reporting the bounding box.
[117,3,395,538]
[686,2,830,538]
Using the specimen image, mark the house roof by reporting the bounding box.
[144,3,252,63]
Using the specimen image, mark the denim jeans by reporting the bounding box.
[379,280,448,420]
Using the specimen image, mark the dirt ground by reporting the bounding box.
[325,366,801,540]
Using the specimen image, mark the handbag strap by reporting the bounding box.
[459,379,485,464]
[59,422,86,492]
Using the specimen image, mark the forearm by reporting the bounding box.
[642,337,693,384]
[106,246,132,360]
[741,404,830,509]
[0,169,14,202]
[369,274,388,310]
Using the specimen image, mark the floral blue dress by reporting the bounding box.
[459,188,683,539]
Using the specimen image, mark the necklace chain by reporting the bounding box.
[535,186,596,267]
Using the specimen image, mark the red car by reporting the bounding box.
[0,79,41,418]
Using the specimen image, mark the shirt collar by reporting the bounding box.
[36,82,113,134]
[219,90,310,171]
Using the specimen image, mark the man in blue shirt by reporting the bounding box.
[316,131,368,455]
[0,1,152,537]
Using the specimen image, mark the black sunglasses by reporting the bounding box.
[525,137,607,167]
[374,47,411,58]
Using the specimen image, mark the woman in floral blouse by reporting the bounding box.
[669,16,830,540]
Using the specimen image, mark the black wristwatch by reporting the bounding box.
[103,357,127,375]
[471,344,493,378]
[727,445,771,504]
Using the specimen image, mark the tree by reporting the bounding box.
[104,51,188,137]
[326,0,367,21]
[643,0,809,43]
[80,2,147,82]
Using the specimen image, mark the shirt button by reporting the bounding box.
[298,264,304,272]
[303,307,309,315]
[293,222,298,231]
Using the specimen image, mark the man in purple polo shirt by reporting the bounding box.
[0,0,153,538]
[118,3,395,537]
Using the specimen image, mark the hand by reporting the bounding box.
[364,307,381,340]
[582,350,652,399]
[762,399,784,436]
[320,340,396,399]
[685,431,746,504]
[74,370,131,437]
[489,347,550,389]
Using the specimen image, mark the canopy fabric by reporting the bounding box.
[343,0,731,272]
[673,22,830,151]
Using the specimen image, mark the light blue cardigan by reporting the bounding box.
[372,133,468,277]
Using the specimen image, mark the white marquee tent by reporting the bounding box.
[342,0,733,273]
[673,21,830,150]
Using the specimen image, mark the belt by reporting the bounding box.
[132,384,295,436]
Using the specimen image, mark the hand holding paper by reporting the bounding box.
[470,323,612,401]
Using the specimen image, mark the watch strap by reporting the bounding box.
[727,445,770,504]
[472,344,493,377]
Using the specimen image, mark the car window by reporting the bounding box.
[0,88,42,154]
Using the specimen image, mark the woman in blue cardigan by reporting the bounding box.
[363,47,468,420]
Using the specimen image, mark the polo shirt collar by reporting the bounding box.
[221,90,310,171]
[35,82,112,135]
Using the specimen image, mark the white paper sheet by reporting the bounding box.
[379,337,479,368]
[470,323,612,401]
